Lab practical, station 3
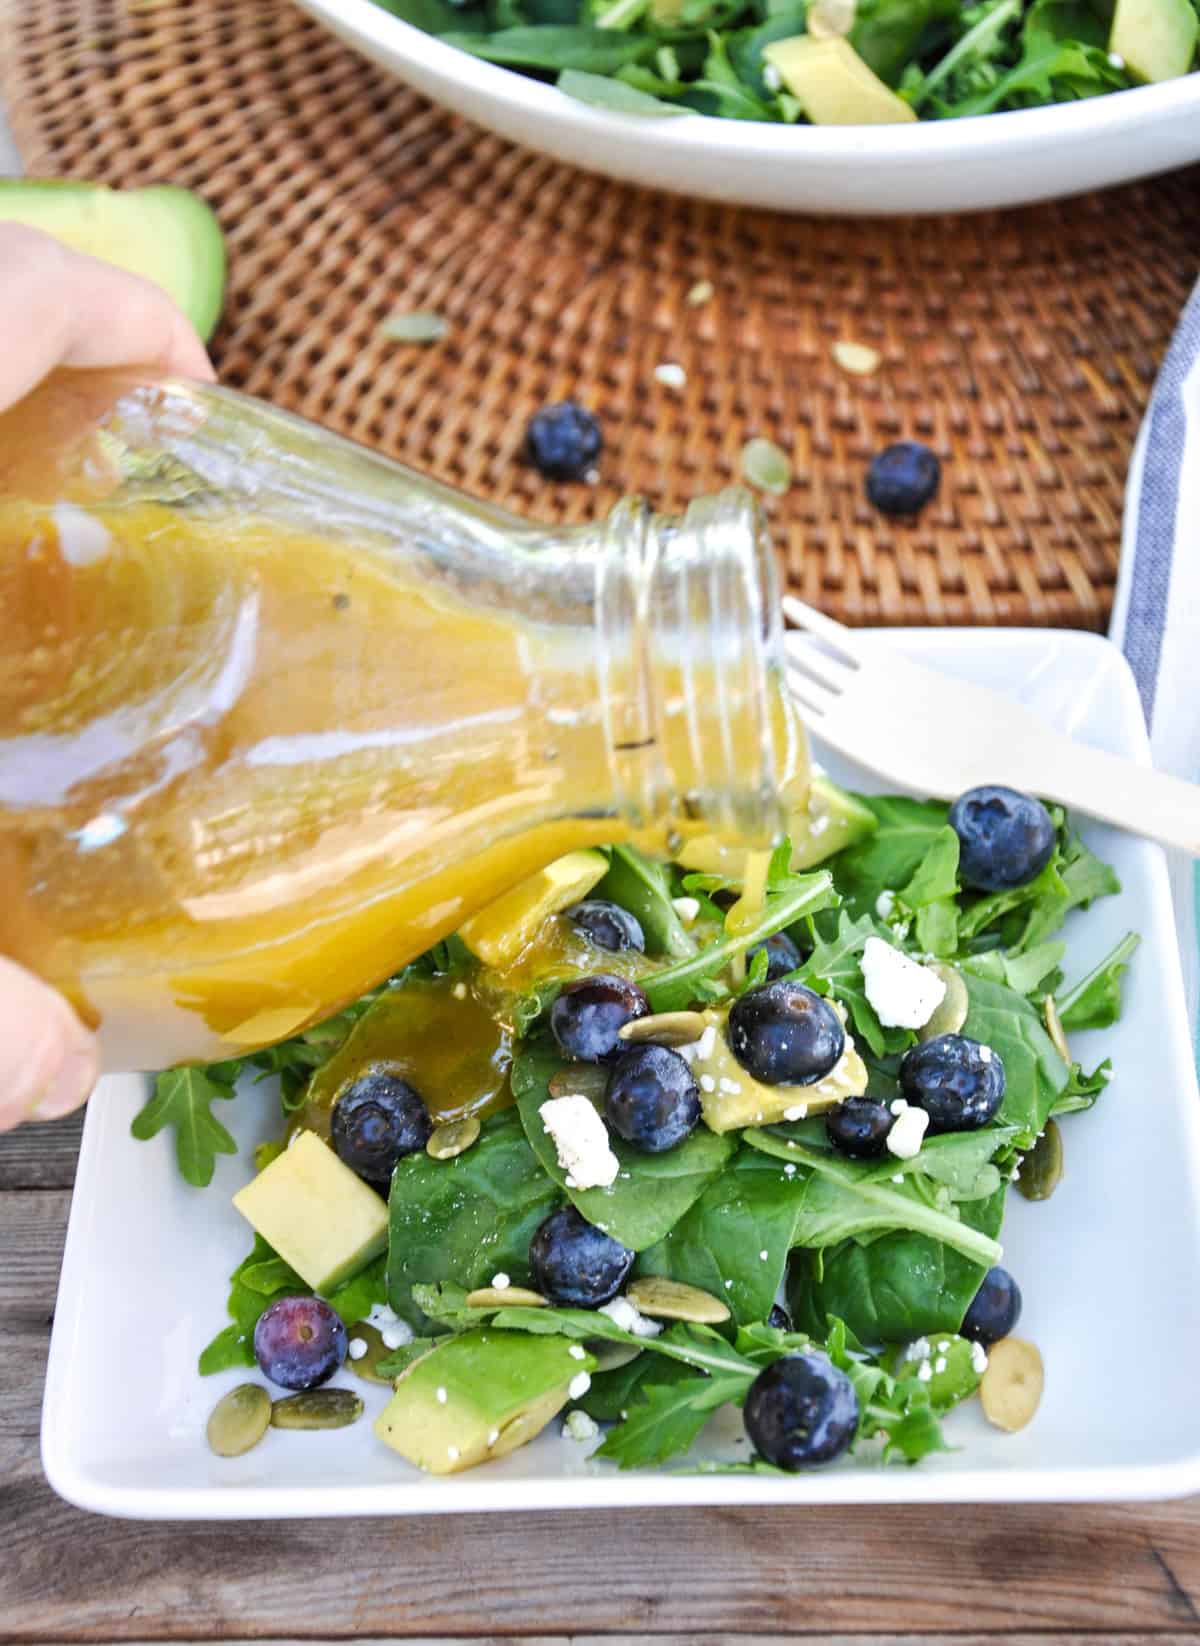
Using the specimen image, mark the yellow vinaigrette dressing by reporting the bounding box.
[0,371,808,1072]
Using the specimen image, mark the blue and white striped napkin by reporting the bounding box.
[1109,280,1200,1052]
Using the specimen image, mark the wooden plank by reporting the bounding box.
[0,1112,83,1191]
[0,1190,68,1437]
[26,1639,1200,1646]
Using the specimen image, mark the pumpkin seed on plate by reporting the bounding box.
[207,1382,271,1458]
[270,1387,364,1431]
[1015,1118,1063,1201]
[919,962,969,1040]
[980,1337,1043,1432]
[548,1064,609,1102]
[466,1285,548,1309]
[378,310,449,344]
[741,437,792,497]
[832,339,880,375]
[1043,994,1071,1063]
[626,1276,731,1324]
[618,1010,707,1047]
[426,1115,481,1161]
[344,1321,395,1384]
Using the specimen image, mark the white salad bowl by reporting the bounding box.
[41,627,1200,1518]
[292,0,1200,214]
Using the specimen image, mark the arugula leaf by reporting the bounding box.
[594,845,696,957]
[513,1040,734,1249]
[1051,1057,1111,1115]
[595,1367,747,1467]
[909,0,1022,109]
[1056,931,1139,1030]
[832,795,951,916]
[642,868,836,1013]
[325,1255,389,1327]
[576,1350,660,1420]
[131,1065,239,1189]
[961,972,1069,1142]
[441,23,659,68]
[386,1110,562,1327]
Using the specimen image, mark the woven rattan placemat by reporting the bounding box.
[4,0,1199,627]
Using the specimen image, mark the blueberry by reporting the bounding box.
[825,1096,894,1159]
[899,1034,1005,1132]
[605,1043,700,1153]
[949,785,1057,892]
[767,1303,793,1332]
[961,1265,1022,1346]
[747,930,802,983]
[568,899,646,954]
[743,1352,859,1469]
[331,1067,433,1188]
[727,981,845,1087]
[525,400,602,482]
[529,1205,634,1307]
[865,441,941,517]
[253,1295,346,1391]
[550,973,649,1064]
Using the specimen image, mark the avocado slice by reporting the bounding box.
[459,849,609,969]
[0,180,226,341]
[690,1006,868,1132]
[1109,0,1197,81]
[232,1130,388,1293]
[764,35,919,123]
[375,1327,597,1473]
[677,775,877,881]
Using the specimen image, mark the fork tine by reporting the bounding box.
[783,667,829,720]
[784,639,854,694]
[781,596,864,667]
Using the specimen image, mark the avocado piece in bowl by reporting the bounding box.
[459,849,609,968]
[1109,0,1198,81]
[0,180,226,340]
[677,775,878,881]
[764,36,919,123]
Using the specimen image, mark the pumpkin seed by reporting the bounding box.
[426,1114,481,1161]
[686,279,714,307]
[832,339,880,375]
[919,962,969,1040]
[618,1010,708,1047]
[270,1387,364,1431]
[1015,1118,1063,1202]
[378,309,448,344]
[207,1382,271,1458]
[741,437,792,497]
[548,1064,609,1101]
[466,1286,548,1309]
[344,1321,394,1384]
[979,1336,1043,1433]
[1043,994,1071,1064]
[590,1341,644,1373]
[626,1276,731,1324]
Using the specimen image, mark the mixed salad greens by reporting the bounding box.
[145,778,1138,1474]
[369,0,1199,125]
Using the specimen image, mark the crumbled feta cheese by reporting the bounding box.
[938,1340,951,1352]
[718,1076,742,1095]
[891,1173,904,1183]
[886,1103,930,1160]
[348,1337,368,1361]
[697,1025,717,1061]
[784,1163,797,1177]
[568,1371,592,1400]
[599,1296,662,1338]
[725,1279,734,1289]
[699,1074,716,1093]
[903,1338,931,1363]
[447,1445,460,1461]
[366,1302,414,1352]
[452,981,468,1000]
[762,61,783,90]
[1108,49,1125,67]
[783,1103,808,1121]
[970,1341,989,1375]
[979,1045,994,1063]
[917,1360,933,1382]
[564,1409,599,1442]
[654,362,687,390]
[934,1356,947,1375]
[539,1094,620,1189]
[875,890,897,920]
[889,1098,907,1116]
[861,936,947,1030]
[759,1249,769,1261]
[672,895,701,926]
[436,1386,448,1405]
[568,1344,587,1361]
[491,1271,511,1290]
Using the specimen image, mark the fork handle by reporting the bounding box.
[1026,744,1200,856]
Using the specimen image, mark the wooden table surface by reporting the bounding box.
[2,1116,1198,1642]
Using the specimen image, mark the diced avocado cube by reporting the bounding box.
[375,1328,597,1473]
[692,1008,868,1132]
[232,1131,388,1293]
[764,36,919,124]
[459,849,609,968]
[678,776,877,880]
[1109,0,1197,82]
[0,181,226,341]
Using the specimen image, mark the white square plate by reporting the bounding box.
[42,628,1200,1518]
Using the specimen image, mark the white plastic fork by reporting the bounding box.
[782,597,1200,855]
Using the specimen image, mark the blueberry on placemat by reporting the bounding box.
[866,441,941,516]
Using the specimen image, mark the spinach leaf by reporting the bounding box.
[441,23,659,68]
[386,1109,561,1327]
[1056,931,1139,1030]
[513,1041,734,1249]
[635,1147,805,1323]
[726,7,807,94]
[325,1255,389,1327]
[594,845,697,957]
[900,825,960,908]
[789,1183,1006,1343]
[961,972,1069,1141]
[197,1235,306,1375]
[559,66,694,109]
[131,1065,239,1189]
[832,795,951,915]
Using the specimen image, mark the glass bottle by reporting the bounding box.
[0,370,808,1071]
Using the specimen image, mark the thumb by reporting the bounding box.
[0,957,99,1131]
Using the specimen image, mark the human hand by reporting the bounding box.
[0,223,215,1130]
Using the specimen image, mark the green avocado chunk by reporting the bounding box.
[375,1327,597,1473]
[459,849,609,968]
[1109,0,1198,81]
[677,776,877,883]
[0,180,226,341]
[763,36,919,123]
